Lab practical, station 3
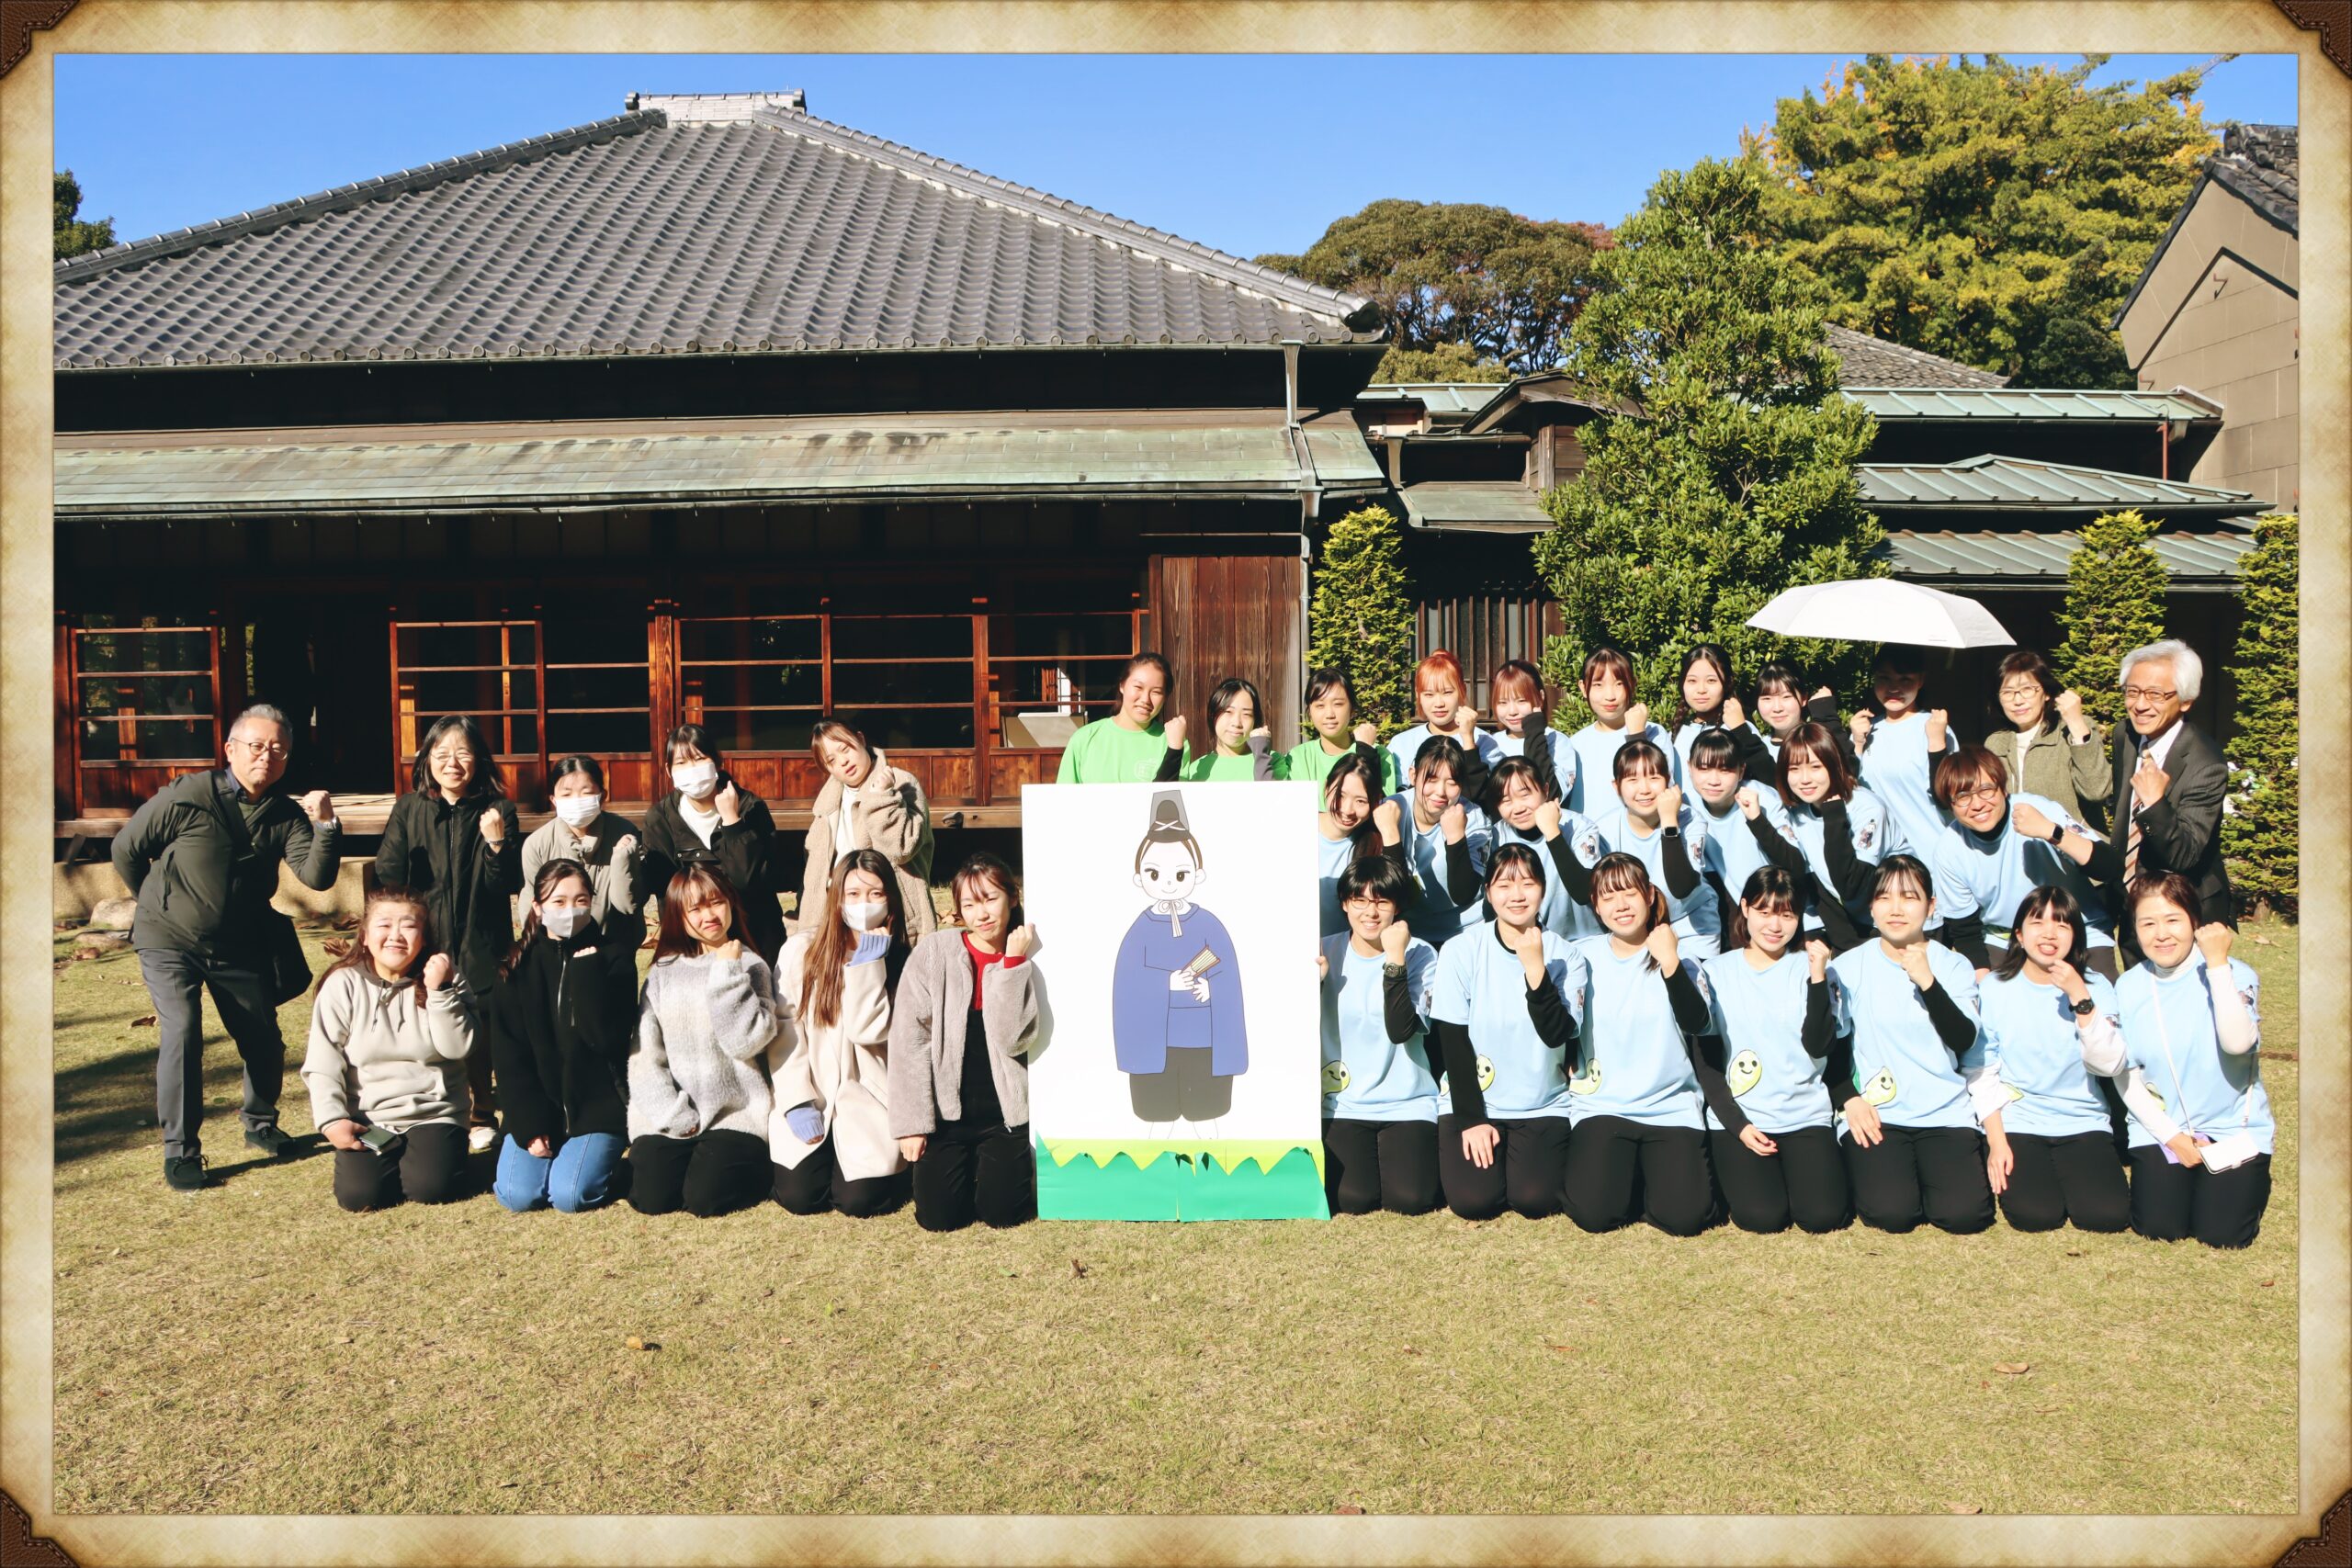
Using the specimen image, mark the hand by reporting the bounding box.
[2008,800,2053,841]
[1373,798,1404,841]
[714,779,742,826]
[2165,1133,2205,1168]
[2047,958,2090,1006]
[1985,1135,2014,1195]
[1453,705,1482,742]
[1162,715,1188,752]
[1461,1122,1500,1171]
[611,833,639,863]
[2131,755,2168,809]
[478,809,506,846]
[2054,689,2087,734]
[1811,686,1835,705]
[1805,937,1832,982]
[2194,922,2233,967]
[1351,718,1380,749]
[1925,708,1950,749]
[716,939,744,964]
[1843,1099,1884,1148]
[1737,1125,1779,1158]
[1623,701,1649,734]
[322,1119,366,1151]
[1655,784,1682,823]
[1533,798,1563,839]
[1722,696,1747,730]
[1379,919,1411,964]
[1644,922,1679,976]
[1247,726,1272,750]
[1005,925,1034,960]
[422,953,454,991]
[1316,953,1329,980]
[1438,802,1466,844]
[1849,711,1873,748]
[300,789,335,824]
[1893,942,1936,991]
[898,1134,928,1163]
[526,1135,554,1160]
[1735,786,1761,821]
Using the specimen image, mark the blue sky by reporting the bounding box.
[57,53,2298,260]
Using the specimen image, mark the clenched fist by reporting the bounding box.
[714,779,743,827]
[1379,919,1411,964]
[300,789,335,824]
[1644,921,1680,975]
[1373,798,1404,841]
[1533,798,1563,839]
[1162,715,1189,752]
[1005,925,1034,960]
[1351,719,1380,749]
[478,808,505,846]
[423,953,454,991]
[1623,701,1650,734]
[1438,802,1467,844]
[1722,696,1747,730]
[1925,708,1951,750]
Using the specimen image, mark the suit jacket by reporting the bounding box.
[2093,720,2235,942]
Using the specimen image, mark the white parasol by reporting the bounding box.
[1745,578,2014,649]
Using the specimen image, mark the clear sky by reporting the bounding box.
[57,52,2298,261]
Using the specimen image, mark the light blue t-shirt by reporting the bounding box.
[1691,783,1796,908]
[1566,935,1710,1129]
[1856,710,1959,860]
[1492,727,1579,806]
[1317,829,1363,938]
[1564,719,1679,815]
[1785,788,1891,932]
[1489,816,1606,939]
[2115,955,2272,1156]
[1430,921,1589,1120]
[1589,804,1721,958]
[1386,723,1503,798]
[1929,794,2114,951]
[1980,970,2121,1139]
[1386,792,1493,942]
[1828,940,1984,1134]
[1702,948,1845,1134]
[1318,933,1442,1123]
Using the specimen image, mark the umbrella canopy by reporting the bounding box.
[1746,579,2014,649]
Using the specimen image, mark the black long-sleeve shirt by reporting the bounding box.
[1664,964,1747,1134]
[1918,976,1979,1064]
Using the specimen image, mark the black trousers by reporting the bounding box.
[1128,1046,1234,1122]
[913,1119,1036,1232]
[332,1122,469,1212]
[1846,1123,1996,1234]
[1437,1114,1570,1220]
[1564,1115,1715,1235]
[1999,1130,2131,1234]
[628,1129,772,1217]
[1323,1118,1441,1216]
[1708,1125,1849,1234]
[2127,1147,2272,1249]
[139,947,284,1159]
[773,1140,909,1218]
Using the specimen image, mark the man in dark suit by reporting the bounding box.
[2088,640,2235,964]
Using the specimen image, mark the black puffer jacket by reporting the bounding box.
[374,790,524,995]
[638,776,794,965]
[488,928,641,1147]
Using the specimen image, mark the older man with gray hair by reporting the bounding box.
[111,704,343,1190]
[2094,639,2235,963]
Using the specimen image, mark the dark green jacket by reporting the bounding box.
[111,770,341,960]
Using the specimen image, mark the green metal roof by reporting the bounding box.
[1359,383,1515,417]
[1884,525,2254,592]
[1395,480,1554,533]
[1858,455,2262,512]
[1847,387,2223,422]
[55,414,1386,517]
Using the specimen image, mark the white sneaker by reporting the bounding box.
[468,1125,498,1155]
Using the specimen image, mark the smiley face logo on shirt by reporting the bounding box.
[1476,1055,1496,1091]
[1862,1067,1898,1107]
[1567,1059,1601,1096]
[1726,1050,1763,1098]
[1321,1060,1350,1094]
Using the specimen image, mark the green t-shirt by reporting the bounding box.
[1055,717,1185,784]
[1182,748,1290,783]
[1285,738,1400,796]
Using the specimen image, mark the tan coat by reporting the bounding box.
[769,932,902,1182]
[798,752,937,936]
[1984,722,2113,831]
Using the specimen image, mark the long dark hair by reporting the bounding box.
[653,863,752,963]
[317,886,440,1008]
[1991,885,2087,981]
[1322,752,1386,864]
[798,849,910,1031]
[502,858,591,978]
[1672,643,1736,730]
[1205,677,1266,752]
[411,714,505,798]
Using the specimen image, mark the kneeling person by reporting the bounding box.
[1317,857,1442,1216]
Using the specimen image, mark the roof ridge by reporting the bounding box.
[55,110,662,283]
[1823,321,2007,379]
[1860,452,2256,498]
[741,103,1381,330]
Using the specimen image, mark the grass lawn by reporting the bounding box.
[48,918,2301,1516]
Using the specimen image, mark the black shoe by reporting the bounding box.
[164,1155,208,1191]
[244,1124,295,1159]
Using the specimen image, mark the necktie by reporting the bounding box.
[2123,739,2149,886]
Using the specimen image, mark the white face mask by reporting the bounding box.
[841,900,889,932]
[553,794,603,829]
[540,905,586,941]
[672,761,718,801]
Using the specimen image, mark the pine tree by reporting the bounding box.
[2222,513,2298,917]
[1306,506,1419,737]
[2055,509,2169,728]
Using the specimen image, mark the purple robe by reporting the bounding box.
[1111,907,1248,1077]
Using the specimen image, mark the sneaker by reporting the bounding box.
[164,1155,208,1191]
[243,1124,295,1159]
[468,1125,498,1155]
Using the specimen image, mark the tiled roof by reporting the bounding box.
[1824,324,2008,389]
[2210,122,2298,231]
[54,94,1380,370]
[1395,480,1555,533]
[1858,455,2261,512]
[1847,387,2222,423]
[1884,526,2254,588]
[53,412,1385,515]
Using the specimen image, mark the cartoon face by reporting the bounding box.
[1862,1068,1898,1107]
[1726,1050,1763,1098]
[1568,1059,1601,1096]
[1322,1060,1351,1094]
[1476,1055,1496,1091]
[1132,840,1204,902]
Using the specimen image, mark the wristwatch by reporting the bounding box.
[2070,995,2097,1017]
[2047,820,2066,846]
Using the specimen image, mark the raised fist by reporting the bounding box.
[2008,800,2053,841]
[1534,798,1564,839]
[1247,726,1272,749]
[2131,756,2168,809]
[422,953,454,991]
[1735,786,1761,821]
[1162,715,1188,752]
[713,779,743,826]
[2194,922,2233,968]
[1656,784,1683,823]
[611,833,639,863]
[1438,802,1467,843]
[1849,711,1874,749]
[1804,937,1832,982]
[1380,919,1411,964]
[1644,921,1679,974]
[1005,925,1034,960]
[300,789,335,824]
[1373,798,1404,840]
[478,809,506,845]
[716,938,744,964]
[1351,719,1380,749]
[2054,689,2086,729]
[1925,709,1951,749]
[1894,942,1936,991]
[1722,696,1747,731]
[1624,701,1650,734]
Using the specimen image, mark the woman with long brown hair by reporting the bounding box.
[638,722,794,964]
[770,849,914,1216]
[1318,750,1395,938]
[799,715,936,939]
[1778,721,1892,951]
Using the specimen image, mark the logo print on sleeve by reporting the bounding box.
[1321,1060,1350,1094]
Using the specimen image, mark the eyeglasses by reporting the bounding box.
[1951,784,2005,806]
[227,739,288,757]
[1997,684,2045,700]
[2122,686,2178,704]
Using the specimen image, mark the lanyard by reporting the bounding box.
[2148,960,2250,1137]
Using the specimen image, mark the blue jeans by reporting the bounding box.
[493,1132,626,1213]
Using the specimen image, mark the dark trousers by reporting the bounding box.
[1846,1123,1996,1234]
[1437,1113,1571,1221]
[1709,1125,1849,1234]
[913,1120,1036,1232]
[2127,1147,2273,1249]
[332,1122,469,1212]
[1999,1130,2132,1234]
[139,947,285,1159]
[1323,1118,1441,1216]
[628,1129,773,1217]
[1564,1115,1715,1235]
[773,1140,909,1218]
[1129,1046,1234,1122]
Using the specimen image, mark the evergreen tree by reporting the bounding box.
[1369,341,1514,384]
[2222,513,2298,917]
[1529,154,1883,716]
[54,170,115,259]
[1306,506,1419,737]
[2055,509,2169,729]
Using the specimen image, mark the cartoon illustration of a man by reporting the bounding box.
[1112,790,1248,1135]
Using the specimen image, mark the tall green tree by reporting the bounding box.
[1755,54,2216,388]
[1258,200,1611,376]
[1306,506,1419,737]
[1366,341,1514,384]
[2054,508,2169,728]
[54,170,115,259]
[2222,513,2297,917]
[1529,154,1883,716]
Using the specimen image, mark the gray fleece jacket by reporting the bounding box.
[887,929,1041,1137]
[628,950,779,1142]
[302,967,475,1133]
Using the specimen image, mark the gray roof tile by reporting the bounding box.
[2210,122,2298,231]
[1860,455,2261,511]
[1825,324,2008,389]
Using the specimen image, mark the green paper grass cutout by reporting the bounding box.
[1035,1140,1329,1221]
